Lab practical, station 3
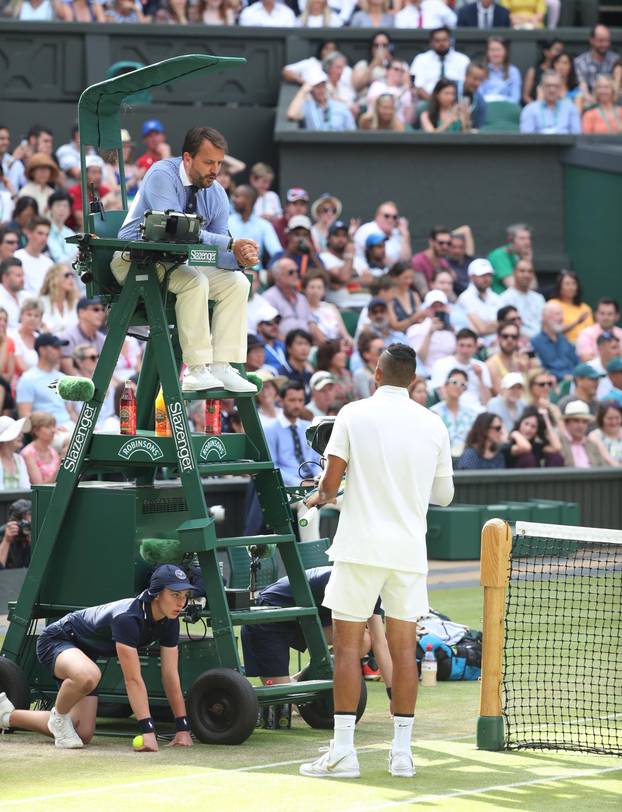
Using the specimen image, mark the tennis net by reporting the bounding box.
[503,521,622,756]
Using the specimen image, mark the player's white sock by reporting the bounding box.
[392,714,414,753]
[333,713,356,755]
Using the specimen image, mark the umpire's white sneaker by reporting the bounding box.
[389,750,415,777]
[299,742,360,778]
[182,365,222,392]
[209,363,257,393]
[0,692,15,729]
[47,707,83,748]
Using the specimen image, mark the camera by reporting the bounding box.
[305,416,335,456]
[297,238,310,255]
[16,519,31,533]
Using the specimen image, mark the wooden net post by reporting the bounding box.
[477,518,512,750]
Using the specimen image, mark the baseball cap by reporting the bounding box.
[310,371,336,391]
[422,290,448,309]
[501,372,525,389]
[328,220,348,237]
[148,564,197,595]
[77,296,103,311]
[286,187,309,203]
[468,258,494,277]
[606,357,622,374]
[287,214,312,232]
[307,66,329,87]
[85,155,104,170]
[573,363,603,379]
[34,333,69,352]
[365,233,387,249]
[368,296,388,311]
[142,119,164,136]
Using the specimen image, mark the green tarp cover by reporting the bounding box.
[78,54,245,149]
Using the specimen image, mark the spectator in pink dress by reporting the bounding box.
[20,411,60,485]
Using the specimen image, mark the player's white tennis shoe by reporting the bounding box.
[47,707,84,748]
[389,749,415,777]
[299,742,360,778]
[0,692,15,729]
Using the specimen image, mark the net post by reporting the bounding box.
[477,518,511,751]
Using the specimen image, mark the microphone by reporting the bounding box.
[139,537,183,565]
[48,377,95,402]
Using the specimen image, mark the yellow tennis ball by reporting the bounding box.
[133,735,144,749]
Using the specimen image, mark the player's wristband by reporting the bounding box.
[175,716,190,732]
[138,717,155,734]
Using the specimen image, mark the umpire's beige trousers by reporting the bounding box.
[111,252,250,367]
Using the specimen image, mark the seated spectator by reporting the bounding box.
[576,298,622,362]
[105,0,146,21]
[588,332,621,399]
[350,0,393,27]
[557,362,601,417]
[239,0,296,24]
[431,368,481,458]
[364,233,391,279]
[354,275,395,337]
[395,0,456,28]
[310,193,342,253]
[102,129,139,207]
[270,216,325,278]
[411,226,452,296]
[582,76,622,134]
[366,60,414,128]
[14,216,53,295]
[0,257,26,330]
[420,79,465,133]
[302,271,353,348]
[353,331,385,399]
[67,156,112,232]
[316,338,354,410]
[20,411,60,485]
[532,302,578,381]
[298,0,342,26]
[410,27,470,101]
[0,229,20,264]
[431,327,492,409]
[12,298,43,376]
[39,264,79,335]
[249,163,282,223]
[501,0,545,28]
[488,222,532,294]
[245,335,265,375]
[4,198,38,251]
[276,329,314,400]
[589,402,622,465]
[409,375,429,405]
[354,202,411,266]
[520,71,581,134]
[551,52,583,109]
[0,415,30,490]
[457,61,488,131]
[558,400,608,467]
[548,270,593,343]
[526,366,561,424]
[18,154,58,221]
[407,289,456,377]
[305,370,338,418]
[135,120,171,180]
[359,94,406,132]
[0,307,15,387]
[319,220,369,307]
[287,69,356,132]
[16,333,76,434]
[486,322,530,394]
[283,40,351,90]
[387,262,423,333]
[352,296,407,361]
[480,38,521,104]
[228,185,282,263]
[447,231,474,295]
[265,381,321,487]
[64,0,107,22]
[323,52,357,114]
[192,0,236,25]
[0,498,32,570]
[12,0,66,20]
[273,187,310,248]
[498,260,544,339]
[574,25,620,101]
[456,411,507,469]
[506,405,563,468]
[456,259,500,347]
[254,369,285,429]
[352,32,393,100]
[154,0,190,22]
[431,268,458,305]
[57,296,106,374]
[523,39,564,104]
[457,0,510,27]
[488,371,527,431]
[613,58,622,100]
[264,258,320,341]
[46,191,78,268]
[599,357,622,405]
[256,313,287,373]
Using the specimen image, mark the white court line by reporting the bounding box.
[347,765,622,811]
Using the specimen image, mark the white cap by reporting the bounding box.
[306,66,329,87]
[248,301,280,334]
[287,215,312,232]
[422,289,448,308]
[85,155,105,170]
[310,371,336,391]
[501,372,525,389]
[468,258,494,277]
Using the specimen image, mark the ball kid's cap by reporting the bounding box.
[148,564,197,595]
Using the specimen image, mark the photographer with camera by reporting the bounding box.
[407,290,456,378]
[269,215,325,278]
[0,498,32,570]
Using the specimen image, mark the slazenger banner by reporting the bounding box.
[168,401,194,472]
[188,246,218,267]
[63,403,97,472]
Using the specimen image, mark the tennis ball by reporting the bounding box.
[132,735,144,749]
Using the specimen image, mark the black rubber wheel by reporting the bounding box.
[98,703,132,719]
[0,657,31,723]
[296,665,367,730]
[187,668,258,745]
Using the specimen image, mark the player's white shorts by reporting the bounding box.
[322,561,429,623]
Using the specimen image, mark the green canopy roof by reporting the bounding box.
[78,54,245,149]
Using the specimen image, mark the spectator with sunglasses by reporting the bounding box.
[58,296,106,375]
[354,202,412,267]
[411,226,452,296]
[485,322,531,395]
[431,368,481,458]
[456,412,507,470]
[39,263,79,334]
[526,368,562,425]
[263,259,320,341]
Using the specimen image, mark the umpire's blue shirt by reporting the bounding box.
[118,156,240,270]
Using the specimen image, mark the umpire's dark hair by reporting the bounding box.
[285,328,312,349]
[279,379,305,398]
[379,343,417,386]
[182,127,228,157]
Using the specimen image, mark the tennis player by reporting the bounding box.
[299,344,454,779]
[0,565,196,751]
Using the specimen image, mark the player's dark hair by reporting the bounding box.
[379,343,417,386]
[182,127,228,157]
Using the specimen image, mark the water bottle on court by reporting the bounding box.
[421,644,437,687]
